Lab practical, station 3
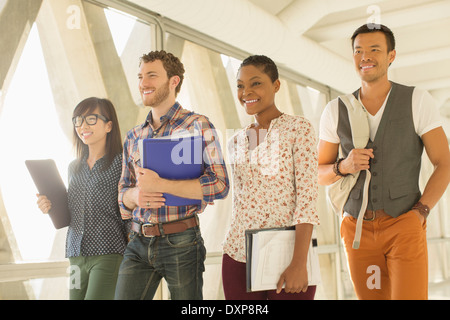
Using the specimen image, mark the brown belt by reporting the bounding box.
[363,209,390,221]
[131,215,198,237]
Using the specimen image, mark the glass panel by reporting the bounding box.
[29,277,69,300]
[0,3,155,266]
[103,7,156,107]
[0,24,70,262]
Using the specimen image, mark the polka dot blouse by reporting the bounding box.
[66,153,129,258]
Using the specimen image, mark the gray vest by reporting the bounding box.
[337,82,423,218]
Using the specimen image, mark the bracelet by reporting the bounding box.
[412,201,430,219]
[333,158,348,177]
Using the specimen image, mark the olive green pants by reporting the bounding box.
[69,254,123,300]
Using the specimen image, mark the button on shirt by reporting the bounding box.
[66,153,129,257]
[118,102,229,223]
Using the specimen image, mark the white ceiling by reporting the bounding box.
[127,0,450,114]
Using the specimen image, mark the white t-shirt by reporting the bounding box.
[319,87,442,144]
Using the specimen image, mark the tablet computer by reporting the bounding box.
[25,159,70,229]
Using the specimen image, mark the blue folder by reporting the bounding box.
[138,134,204,206]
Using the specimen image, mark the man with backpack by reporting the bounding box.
[317,24,450,299]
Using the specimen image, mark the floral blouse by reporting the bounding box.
[223,113,319,262]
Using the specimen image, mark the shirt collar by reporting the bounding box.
[80,154,106,171]
[142,102,182,128]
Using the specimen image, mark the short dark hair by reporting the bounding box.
[239,55,279,82]
[140,50,185,95]
[72,97,122,171]
[351,24,396,52]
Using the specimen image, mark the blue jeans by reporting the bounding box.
[114,225,206,300]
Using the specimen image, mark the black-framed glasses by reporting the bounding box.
[72,114,109,127]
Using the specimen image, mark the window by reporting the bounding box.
[0,1,156,299]
[2,0,448,300]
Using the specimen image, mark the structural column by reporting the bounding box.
[0,0,43,300]
[36,0,108,139]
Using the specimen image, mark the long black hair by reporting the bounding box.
[72,97,122,171]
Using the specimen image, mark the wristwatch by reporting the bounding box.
[412,201,430,219]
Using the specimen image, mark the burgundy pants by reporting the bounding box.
[222,254,316,300]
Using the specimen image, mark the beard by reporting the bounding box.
[141,80,170,108]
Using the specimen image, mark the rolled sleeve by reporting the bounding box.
[197,116,229,204]
[199,164,229,204]
[118,138,135,220]
[293,119,320,226]
[118,189,133,220]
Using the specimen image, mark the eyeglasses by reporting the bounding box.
[72,114,109,127]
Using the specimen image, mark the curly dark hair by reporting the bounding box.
[140,50,185,95]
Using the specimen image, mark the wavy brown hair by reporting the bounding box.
[140,50,185,95]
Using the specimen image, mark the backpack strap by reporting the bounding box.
[338,94,371,249]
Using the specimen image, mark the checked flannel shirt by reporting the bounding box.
[118,102,229,223]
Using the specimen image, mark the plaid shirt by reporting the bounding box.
[118,102,229,223]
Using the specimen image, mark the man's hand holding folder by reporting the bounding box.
[135,166,203,203]
[136,166,162,193]
[128,185,165,210]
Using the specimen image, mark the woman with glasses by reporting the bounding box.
[36,97,129,299]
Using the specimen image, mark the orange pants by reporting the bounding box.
[340,210,428,300]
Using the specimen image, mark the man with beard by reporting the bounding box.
[115,51,229,300]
